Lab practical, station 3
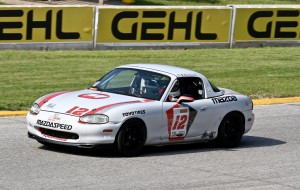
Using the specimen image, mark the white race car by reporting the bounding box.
[27,64,254,156]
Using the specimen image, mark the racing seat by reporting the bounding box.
[182,82,201,100]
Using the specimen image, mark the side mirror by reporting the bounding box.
[176,95,195,104]
[221,89,225,95]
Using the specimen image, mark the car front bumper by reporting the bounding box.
[243,110,255,134]
[27,111,121,147]
[28,132,114,149]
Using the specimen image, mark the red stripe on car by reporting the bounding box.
[85,100,142,115]
[38,91,72,107]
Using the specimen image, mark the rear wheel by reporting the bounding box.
[116,119,146,157]
[215,112,244,148]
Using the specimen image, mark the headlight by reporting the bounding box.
[79,114,109,124]
[30,103,40,115]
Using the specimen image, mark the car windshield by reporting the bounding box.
[90,68,171,100]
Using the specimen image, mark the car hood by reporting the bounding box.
[38,90,149,115]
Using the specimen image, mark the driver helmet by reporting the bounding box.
[168,81,180,101]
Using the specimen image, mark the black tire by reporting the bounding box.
[116,119,146,157]
[215,112,245,148]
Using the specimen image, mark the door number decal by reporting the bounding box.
[170,108,189,138]
[166,104,198,141]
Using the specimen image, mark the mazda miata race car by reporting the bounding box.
[27,64,254,156]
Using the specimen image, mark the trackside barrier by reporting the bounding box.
[95,6,232,50]
[230,5,300,48]
[0,5,299,50]
[0,6,95,50]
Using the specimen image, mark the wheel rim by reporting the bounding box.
[223,116,242,140]
[123,125,144,151]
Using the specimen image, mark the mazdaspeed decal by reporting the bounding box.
[37,120,72,130]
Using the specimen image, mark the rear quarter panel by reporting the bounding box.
[207,94,252,136]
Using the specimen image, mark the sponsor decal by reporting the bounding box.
[78,93,110,99]
[122,110,145,117]
[174,108,188,114]
[166,105,197,141]
[177,73,197,77]
[46,103,56,109]
[37,119,72,130]
[211,96,237,104]
[48,114,61,122]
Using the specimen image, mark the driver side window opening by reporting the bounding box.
[130,72,170,100]
[167,77,204,102]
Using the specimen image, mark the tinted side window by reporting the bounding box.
[179,77,204,99]
[208,80,220,92]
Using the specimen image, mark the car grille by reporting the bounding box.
[38,127,79,140]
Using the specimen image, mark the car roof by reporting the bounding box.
[117,63,224,98]
[118,64,201,77]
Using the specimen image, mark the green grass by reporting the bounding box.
[0,47,299,110]
[135,0,300,5]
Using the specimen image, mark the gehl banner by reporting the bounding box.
[97,7,232,43]
[0,5,299,50]
[234,7,300,41]
[0,6,94,43]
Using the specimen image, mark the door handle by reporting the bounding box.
[200,106,208,111]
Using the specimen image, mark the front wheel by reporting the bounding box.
[116,120,146,157]
[215,112,245,148]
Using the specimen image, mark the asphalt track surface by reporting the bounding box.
[0,103,299,190]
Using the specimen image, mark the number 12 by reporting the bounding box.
[172,115,188,130]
